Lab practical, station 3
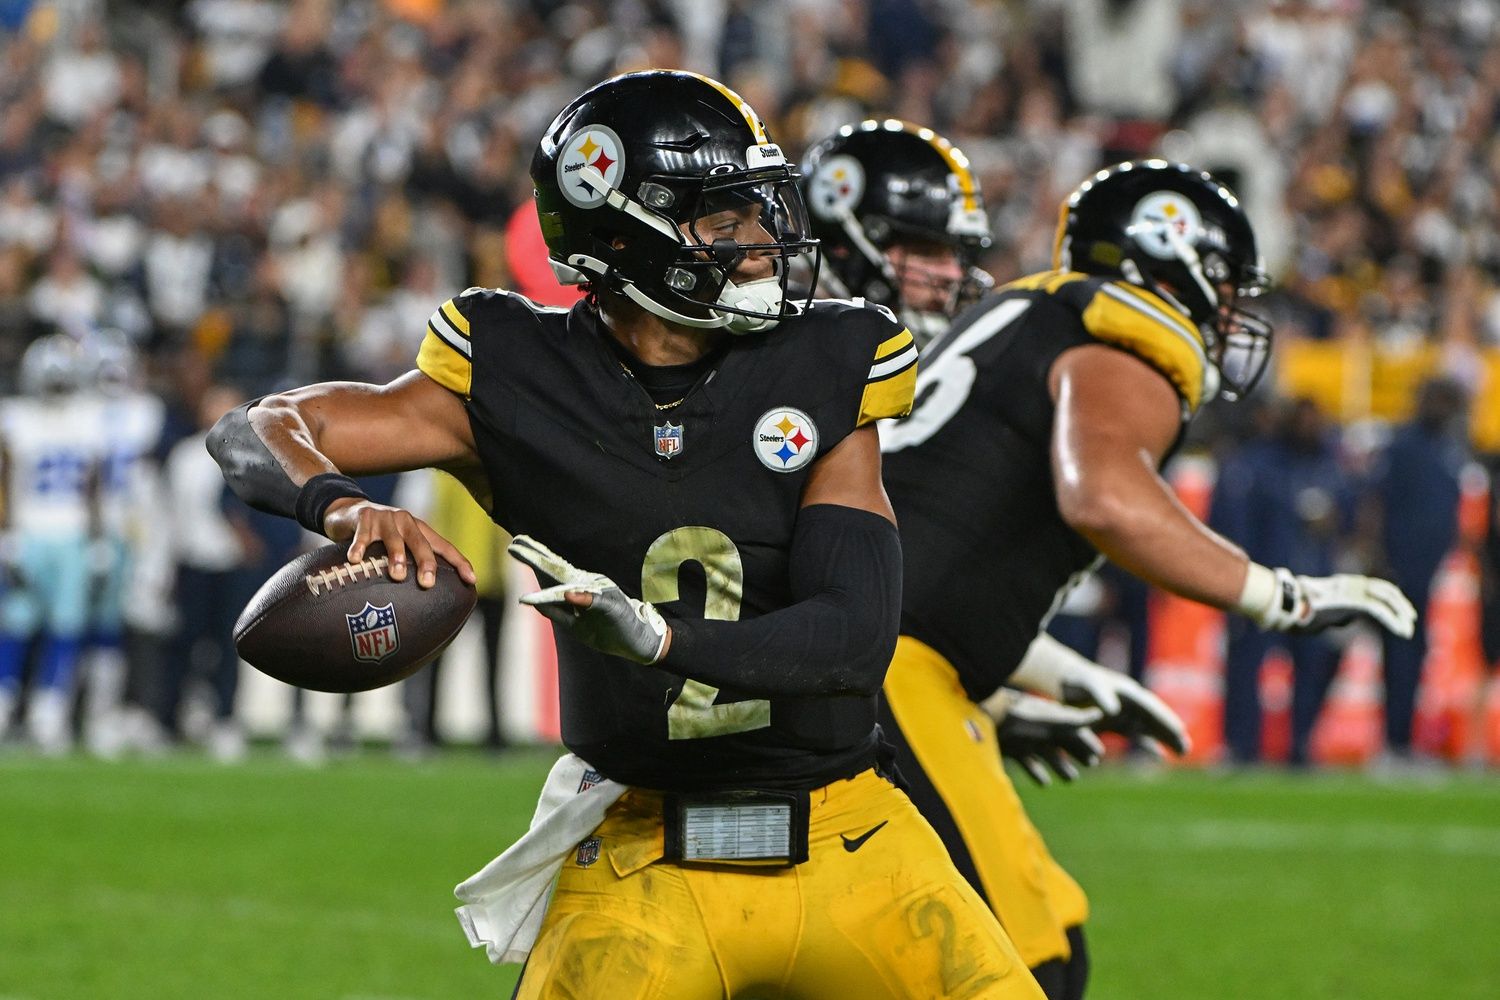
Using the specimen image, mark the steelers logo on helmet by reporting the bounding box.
[807,154,866,221]
[557,124,626,209]
[1128,190,1203,260]
[753,407,819,473]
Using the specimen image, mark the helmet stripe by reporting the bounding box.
[679,71,768,144]
[885,120,979,213]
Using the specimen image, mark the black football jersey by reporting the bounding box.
[879,270,1212,701]
[417,291,917,791]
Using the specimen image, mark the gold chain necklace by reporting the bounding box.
[618,361,688,411]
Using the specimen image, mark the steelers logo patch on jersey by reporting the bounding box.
[807,154,865,220]
[1128,191,1203,260]
[557,124,626,209]
[754,407,819,473]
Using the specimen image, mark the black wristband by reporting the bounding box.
[295,473,370,536]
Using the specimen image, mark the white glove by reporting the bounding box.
[1008,632,1191,757]
[508,535,669,665]
[986,688,1104,786]
[1238,563,1416,638]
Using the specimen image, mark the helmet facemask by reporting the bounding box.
[821,185,993,348]
[1118,209,1274,402]
[658,167,820,334]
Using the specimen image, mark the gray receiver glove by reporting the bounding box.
[509,535,669,665]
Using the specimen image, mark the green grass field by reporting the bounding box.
[2,749,1496,999]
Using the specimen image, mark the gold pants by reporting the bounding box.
[882,636,1089,968]
[519,768,1045,999]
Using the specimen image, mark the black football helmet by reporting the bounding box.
[532,70,818,334]
[1054,159,1273,400]
[800,120,993,344]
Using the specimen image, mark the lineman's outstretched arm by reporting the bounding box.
[513,426,901,697]
[1049,345,1414,637]
[208,371,479,587]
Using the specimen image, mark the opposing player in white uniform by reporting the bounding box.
[0,334,102,753]
[79,331,165,757]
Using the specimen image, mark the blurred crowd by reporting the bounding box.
[0,0,1496,766]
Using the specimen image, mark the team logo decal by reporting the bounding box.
[654,421,684,459]
[346,602,399,663]
[808,154,865,220]
[557,124,625,209]
[576,837,601,868]
[1128,191,1203,260]
[754,407,819,473]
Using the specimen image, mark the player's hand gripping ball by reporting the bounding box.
[234,542,477,693]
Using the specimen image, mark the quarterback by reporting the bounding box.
[211,72,1041,998]
[876,158,1416,998]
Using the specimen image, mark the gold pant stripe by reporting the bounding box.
[883,635,1089,968]
[519,769,1045,999]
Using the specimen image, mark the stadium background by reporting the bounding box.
[2,1,1499,998]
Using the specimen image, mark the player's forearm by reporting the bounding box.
[660,504,901,697]
[1061,466,1249,609]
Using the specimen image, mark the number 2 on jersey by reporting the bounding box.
[642,527,772,740]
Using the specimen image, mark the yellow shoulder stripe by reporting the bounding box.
[860,326,918,426]
[1000,270,1087,294]
[1081,283,1207,412]
[875,328,914,361]
[416,328,472,397]
[858,362,917,426]
[440,299,470,336]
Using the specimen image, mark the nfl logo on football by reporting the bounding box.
[346,602,400,663]
[654,421,684,459]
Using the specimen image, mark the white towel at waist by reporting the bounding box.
[454,753,626,965]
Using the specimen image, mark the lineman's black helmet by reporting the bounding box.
[1055,159,1273,400]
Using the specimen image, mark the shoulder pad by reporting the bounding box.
[415,288,570,397]
[1058,276,1210,414]
[809,299,918,427]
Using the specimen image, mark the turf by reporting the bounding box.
[1,751,1496,999]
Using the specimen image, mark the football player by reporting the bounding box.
[209,71,1042,998]
[877,159,1416,998]
[803,124,1192,998]
[0,333,102,754]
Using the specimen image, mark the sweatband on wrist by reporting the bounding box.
[295,474,370,536]
[1235,562,1281,623]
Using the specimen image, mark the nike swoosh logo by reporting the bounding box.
[841,820,889,852]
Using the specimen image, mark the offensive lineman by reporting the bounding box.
[210,72,1041,998]
[876,159,1416,998]
[804,126,1193,998]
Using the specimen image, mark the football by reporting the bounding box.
[234,541,478,693]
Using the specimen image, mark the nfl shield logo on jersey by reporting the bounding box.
[576,837,601,868]
[346,602,400,663]
[654,421,684,459]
